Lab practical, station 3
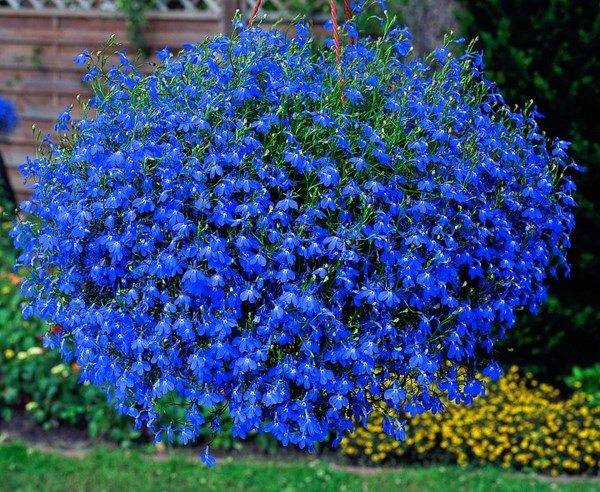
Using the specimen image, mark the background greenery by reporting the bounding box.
[116,0,156,55]
[459,0,600,384]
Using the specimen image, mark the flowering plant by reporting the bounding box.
[342,367,600,475]
[0,96,18,135]
[13,10,576,464]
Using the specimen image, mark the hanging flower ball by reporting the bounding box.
[0,96,18,135]
[13,16,576,461]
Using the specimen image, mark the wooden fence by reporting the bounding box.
[0,1,329,200]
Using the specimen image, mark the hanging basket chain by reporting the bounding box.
[342,0,356,45]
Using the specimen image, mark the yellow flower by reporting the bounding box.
[25,401,38,411]
[341,366,600,475]
[3,348,15,359]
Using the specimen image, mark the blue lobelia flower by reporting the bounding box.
[0,97,18,134]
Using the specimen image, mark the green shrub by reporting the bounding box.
[566,364,600,406]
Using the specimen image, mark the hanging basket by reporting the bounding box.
[13,1,577,465]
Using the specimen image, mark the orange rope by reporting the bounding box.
[249,0,351,58]
[248,0,263,27]
[343,0,356,44]
[328,0,347,102]
[329,0,342,65]
[343,0,353,21]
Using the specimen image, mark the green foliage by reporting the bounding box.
[566,364,600,406]
[460,0,600,383]
[0,193,13,272]
[116,0,156,55]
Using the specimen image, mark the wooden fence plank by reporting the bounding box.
[0,9,226,197]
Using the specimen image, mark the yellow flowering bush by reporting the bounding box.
[341,367,600,476]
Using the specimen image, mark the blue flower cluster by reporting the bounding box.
[0,96,18,134]
[13,18,576,461]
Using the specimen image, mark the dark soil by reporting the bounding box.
[0,412,97,455]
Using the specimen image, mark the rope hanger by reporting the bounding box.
[247,0,353,66]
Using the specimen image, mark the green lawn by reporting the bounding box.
[0,442,598,492]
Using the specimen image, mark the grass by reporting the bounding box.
[0,442,598,492]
